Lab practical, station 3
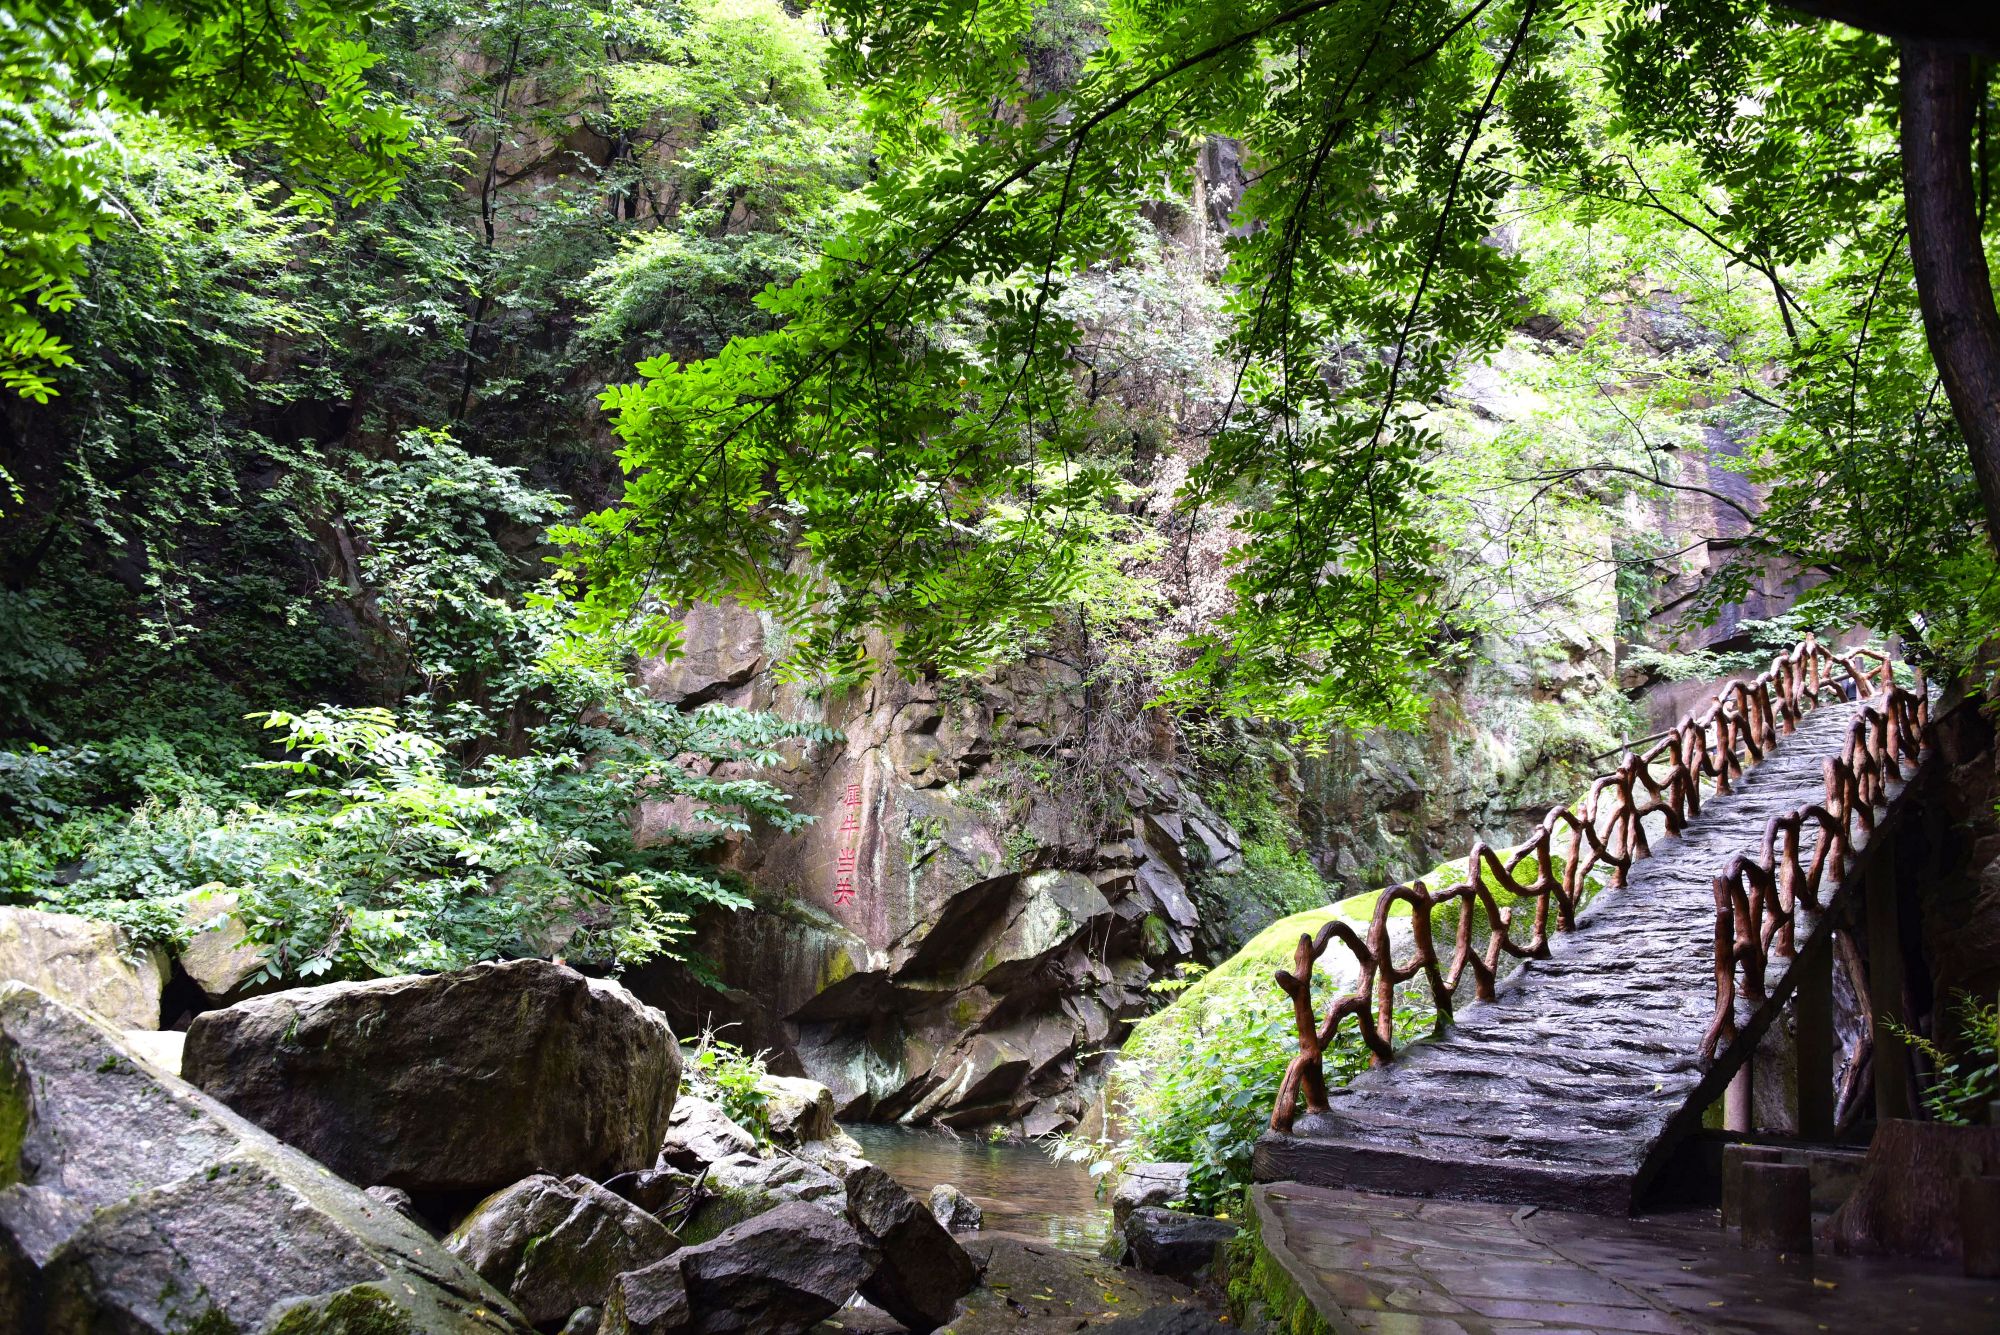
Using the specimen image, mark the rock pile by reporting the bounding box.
[0,982,533,1334]
[0,957,982,1335]
[182,959,685,1202]
[626,603,1250,1137]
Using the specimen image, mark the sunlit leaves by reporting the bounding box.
[0,0,418,399]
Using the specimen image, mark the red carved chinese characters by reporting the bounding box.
[834,782,862,906]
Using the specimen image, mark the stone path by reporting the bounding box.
[1259,698,1879,1213]
[1254,1183,1999,1335]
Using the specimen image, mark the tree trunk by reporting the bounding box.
[1900,43,2000,553]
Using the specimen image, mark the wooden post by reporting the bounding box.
[1725,1062,1754,1133]
[1864,825,1912,1123]
[1794,931,1836,1140]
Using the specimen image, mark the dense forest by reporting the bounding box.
[3,0,1999,1273]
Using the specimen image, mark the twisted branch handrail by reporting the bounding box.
[1702,682,1928,1060]
[1270,636,1909,1135]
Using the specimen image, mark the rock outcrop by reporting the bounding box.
[0,906,165,1029]
[658,1098,759,1172]
[842,1164,979,1333]
[602,1201,875,1335]
[683,1152,845,1244]
[0,982,531,1334]
[1122,1208,1237,1278]
[182,959,682,1198]
[1111,1162,1191,1227]
[628,605,1233,1136]
[755,1074,836,1145]
[929,1183,982,1233]
[448,1174,681,1326]
[174,888,269,1003]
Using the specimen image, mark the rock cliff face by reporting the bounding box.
[625,590,1636,1137]
[1291,626,1629,896]
[626,602,1238,1137]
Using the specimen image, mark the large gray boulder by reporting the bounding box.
[0,906,166,1029]
[602,1201,874,1335]
[683,1152,844,1244]
[753,1075,836,1145]
[173,888,269,1002]
[928,1182,981,1233]
[1112,1163,1191,1227]
[448,1174,680,1326]
[0,981,531,1334]
[183,960,682,1196]
[1123,1208,1237,1278]
[842,1164,978,1333]
[658,1097,758,1172]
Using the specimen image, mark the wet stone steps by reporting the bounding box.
[1255,698,1881,1214]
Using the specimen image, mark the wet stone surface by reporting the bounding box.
[1263,700,1881,1212]
[1257,1183,2000,1334]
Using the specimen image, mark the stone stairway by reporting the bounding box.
[1256,695,1891,1214]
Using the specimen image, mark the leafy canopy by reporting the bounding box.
[567,0,2000,734]
[0,0,416,400]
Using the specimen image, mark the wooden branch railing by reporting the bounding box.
[1270,636,1912,1135]
[1701,682,1928,1060]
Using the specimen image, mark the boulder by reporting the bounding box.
[1112,1162,1191,1227]
[182,959,682,1197]
[449,1174,680,1326]
[928,1183,982,1233]
[561,1306,603,1335]
[842,1164,978,1333]
[604,1259,691,1335]
[174,887,268,1002]
[366,1185,423,1224]
[755,1074,836,1145]
[659,1097,759,1172]
[0,981,532,1334]
[0,906,165,1029]
[602,1201,875,1335]
[602,1166,703,1219]
[684,1152,845,1244]
[788,1128,868,1176]
[1123,1208,1236,1278]
[119,1027,184,1074]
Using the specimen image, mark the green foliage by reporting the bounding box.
[345,428,566,701]
[1068,909,1431,1213]
[0,0,415,400]
[0,745,91,832]
[683,1028,775,1144]
[5,691,829,977]
[568,0,1572,732]
[1892,994,2000,1128]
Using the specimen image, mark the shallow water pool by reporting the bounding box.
[844,1123,1111,1255]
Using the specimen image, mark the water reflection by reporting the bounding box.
[845,1123,1111,1255]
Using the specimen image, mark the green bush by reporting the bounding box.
[2,687,833,978]
[1058,900,1433,1215]
[683,1029,775,1144]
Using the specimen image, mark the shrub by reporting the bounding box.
[1054,899,1432,1215]
[3,693,832,980]
[683,1029,775,1144]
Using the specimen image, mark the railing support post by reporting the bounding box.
[1725,1062,1754,1133]
[1794,930,1835,1140]
[1863,825,1912,1123]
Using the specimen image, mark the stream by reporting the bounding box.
[845,1124,1112,1255]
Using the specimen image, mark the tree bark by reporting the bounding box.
[1900,43,2000,553]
